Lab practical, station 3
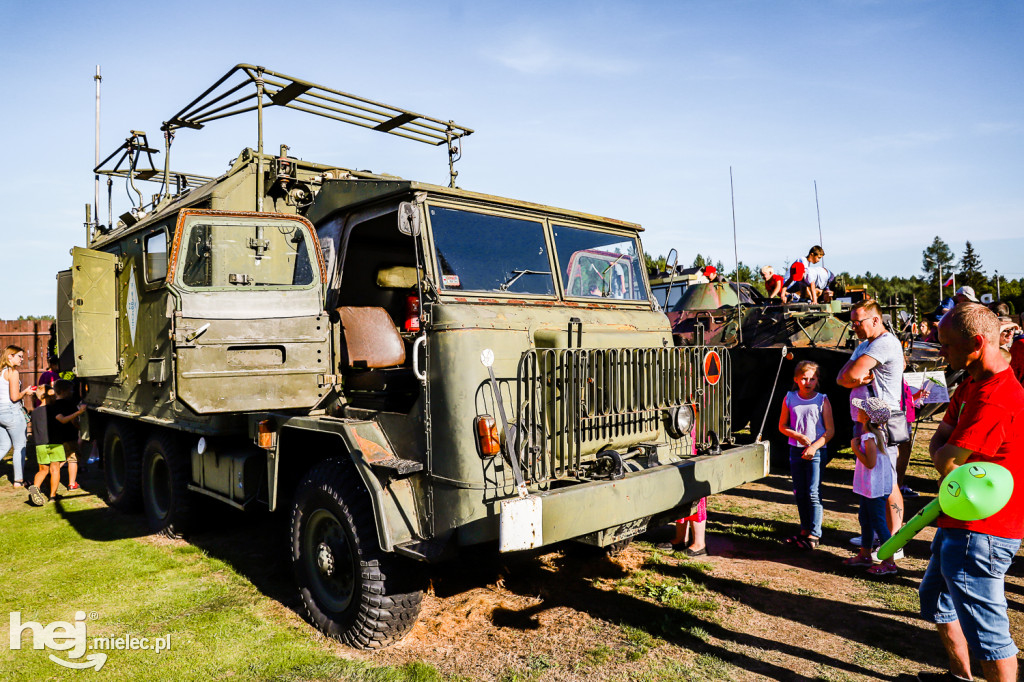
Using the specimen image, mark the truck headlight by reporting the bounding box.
[667,404,694,439]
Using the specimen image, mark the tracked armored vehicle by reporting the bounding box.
[650,273,856,457]
[59,65,768,648]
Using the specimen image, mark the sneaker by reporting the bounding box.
[901,485,920,498]
[68,482,80,491]
[849,535,862,547]
[843,555,874,568]
[872,548,904,562]
[27,485,46,506]
[86,456,99,464]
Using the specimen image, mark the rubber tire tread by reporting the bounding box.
[291,458,424,649]
[103,420,143,512]
[142,431,192,539]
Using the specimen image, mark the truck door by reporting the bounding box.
[70,246,119,377]
[168,210,331,414]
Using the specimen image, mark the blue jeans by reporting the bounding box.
[919,528,1020,660]
[0,404,28,483]
[789,445,823,538]
[858,494,890,549]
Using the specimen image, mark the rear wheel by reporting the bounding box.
[291,458,423,649]
[141,432,192,538]
[103,420,142,512]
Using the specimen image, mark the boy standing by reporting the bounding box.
[26,380,84,505]
[51,380,85,490]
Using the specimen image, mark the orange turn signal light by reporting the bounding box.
[475,415,501,456]
[257,420,276,449]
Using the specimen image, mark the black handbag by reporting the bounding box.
[867,384,911,446]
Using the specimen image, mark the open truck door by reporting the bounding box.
[69,246,119,377]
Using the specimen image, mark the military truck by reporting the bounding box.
[58,65,768,648]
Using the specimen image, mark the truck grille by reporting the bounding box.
[515,346,731,483]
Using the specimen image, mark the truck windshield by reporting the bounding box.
[429,206,554,295]
[179,221,316,288]
[553,225,647,300]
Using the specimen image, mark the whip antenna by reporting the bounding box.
[730,167,742,344]
[814,180,823,259]
[93,65,101,244]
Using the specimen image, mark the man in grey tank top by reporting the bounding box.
[838,299,905,542]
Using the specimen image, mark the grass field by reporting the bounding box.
[0,471,449,682]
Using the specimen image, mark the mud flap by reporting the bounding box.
[499,495,543,552]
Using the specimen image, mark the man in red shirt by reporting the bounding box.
[919,303,1024,682]
[1009,336,1024,386]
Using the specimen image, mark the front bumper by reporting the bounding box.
[499,440,769,551]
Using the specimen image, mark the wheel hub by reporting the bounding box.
[316,542,335,576]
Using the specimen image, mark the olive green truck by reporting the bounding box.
[58,65,768,648]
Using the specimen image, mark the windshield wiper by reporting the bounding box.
[499,269,550,291]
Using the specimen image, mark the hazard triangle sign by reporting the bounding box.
[703,350,722,386]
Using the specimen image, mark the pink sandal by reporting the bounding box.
[867,563,898,576]
[843,555,873,568]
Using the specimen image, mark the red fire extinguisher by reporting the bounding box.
[404,289,421,333]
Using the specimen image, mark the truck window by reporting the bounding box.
[553,225,647,301]
[429,206,554,295]
[652,283,689,311]
[145,230,168,282]
[178,222,315,289]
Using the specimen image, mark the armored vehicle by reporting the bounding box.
[59,65,768,648]
[650,273,856,456]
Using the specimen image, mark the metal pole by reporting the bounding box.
[729,167,742,344]
[256,69,265,212]
[814,180,823,258]
[93,65,101,244]
[938,262,942,302]
[996,270,1001,300]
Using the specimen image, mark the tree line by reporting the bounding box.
[646,236,1022,317]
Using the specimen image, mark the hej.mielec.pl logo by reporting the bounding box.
[9,611,173,670]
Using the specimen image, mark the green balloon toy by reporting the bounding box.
[876,462,1013,561]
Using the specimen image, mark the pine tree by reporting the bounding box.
[958,241,986,293]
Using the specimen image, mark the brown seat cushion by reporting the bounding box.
[337,307,406,369]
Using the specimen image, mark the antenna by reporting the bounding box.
[730,167,742,344]
[93,65,101,244]
[814,180,823,258]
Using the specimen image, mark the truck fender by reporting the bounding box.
[279,418,423,553]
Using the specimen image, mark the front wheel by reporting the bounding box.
[290,458,423,649]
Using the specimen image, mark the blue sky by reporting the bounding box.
[2,0,1022,317]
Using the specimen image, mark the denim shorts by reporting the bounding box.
[919,527,1021,660]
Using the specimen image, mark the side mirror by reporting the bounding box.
[397,202,421,236]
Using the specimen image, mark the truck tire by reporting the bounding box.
[103,420,142,512]
[141,432,192,538]
[290,458,423,649]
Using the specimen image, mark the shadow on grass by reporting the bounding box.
[468,547,913,681]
